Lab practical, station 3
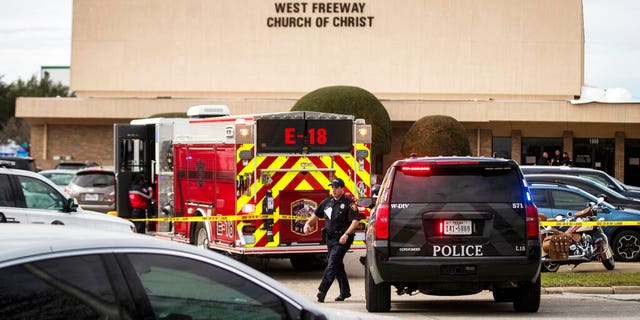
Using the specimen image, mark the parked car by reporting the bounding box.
[55,160,101,171]
[520,165,640,199]
[361,157,541,313]
[0,156,37,172]
[65,167,116,213]
[0,168,133,233]
[38,169,76,192]
[529,183,640,262]
[525,174,640,210]
[0,224,343,320]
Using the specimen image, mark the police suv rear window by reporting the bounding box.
[391,164,522,203]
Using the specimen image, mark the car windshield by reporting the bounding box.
[71,172,114,187]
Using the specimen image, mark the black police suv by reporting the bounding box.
[362,157,541,313]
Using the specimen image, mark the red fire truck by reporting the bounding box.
[115,106,372,268]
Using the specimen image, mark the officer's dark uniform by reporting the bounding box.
[314,179,359,302]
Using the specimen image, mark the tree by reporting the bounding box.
[291,86,392,173]
[0,74,71,144]
[401,115,471,157]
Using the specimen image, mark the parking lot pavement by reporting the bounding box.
[257,255,640,300]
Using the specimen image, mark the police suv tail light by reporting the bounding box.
[375,204,390,240]
[526,203,539,240]
[438,221,444,235]
[398,164,431,176]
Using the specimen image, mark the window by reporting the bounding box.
[575,173,609,187]
[391,166,522,203]
[18,176,66,210]
[531,189,549,208]
[0,255,125,320]
[0,174,16,207]
[550,190,590,211]
[127,253,295,320]
[492,137,512,159]
[71,172,115,188]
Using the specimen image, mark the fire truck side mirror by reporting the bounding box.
[358,197,375,209]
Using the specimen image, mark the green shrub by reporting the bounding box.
[401,115,470,157]
[291,86,392,157]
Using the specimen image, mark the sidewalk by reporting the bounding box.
[543,286,640,294]
[542,261,640,294]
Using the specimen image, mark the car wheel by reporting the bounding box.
[602,256,615,270]
[512,275,540,313]
[541,262,560,273]
[613,230,640,262]
[365,261,391,312]
[194,222,209,249]
[492,288,514,302]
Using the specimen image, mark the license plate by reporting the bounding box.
[85,193,99,201]
[444,220,472,235]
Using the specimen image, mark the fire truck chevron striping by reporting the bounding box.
[115,106,372,265]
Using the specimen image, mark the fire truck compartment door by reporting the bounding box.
[278,190,328,244]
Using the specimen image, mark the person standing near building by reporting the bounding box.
[303,178,360,303]
[537,151,551,165]
[561,151,573,166]
[551,149,562,166]
[129,174,152,234]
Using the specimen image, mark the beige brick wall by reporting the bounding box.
[511,130,522,165]
[30,124,114,170]
[615,132,625,181]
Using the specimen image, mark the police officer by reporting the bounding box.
[303,177,360,303]
[129,174,152,234]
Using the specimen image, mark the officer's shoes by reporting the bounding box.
[334,293,351,301]
[316,292,326,303]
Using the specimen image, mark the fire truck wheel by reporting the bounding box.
[194,222,209,249]
[290,253,327,271]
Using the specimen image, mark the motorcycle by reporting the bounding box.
[540,198,615,272]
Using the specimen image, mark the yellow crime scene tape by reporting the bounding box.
[122,214,313,223]
[540,221,640,227]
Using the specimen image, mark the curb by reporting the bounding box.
[543,286,640,294]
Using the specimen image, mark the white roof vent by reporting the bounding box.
[187,105,231,118]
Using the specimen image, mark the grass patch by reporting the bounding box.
[542,271,640,287]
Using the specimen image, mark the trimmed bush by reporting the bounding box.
[401,115,470,157]
[291,86,392,157]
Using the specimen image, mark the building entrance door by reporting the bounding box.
[625,139,640,186]
[521,138,562,165]
[573,138,615,176]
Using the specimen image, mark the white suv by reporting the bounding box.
[0,168,134,233]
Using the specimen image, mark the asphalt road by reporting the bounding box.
[247,253,640,319]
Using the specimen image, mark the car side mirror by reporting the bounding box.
[64,198,79,212]
[358,197,375,209]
